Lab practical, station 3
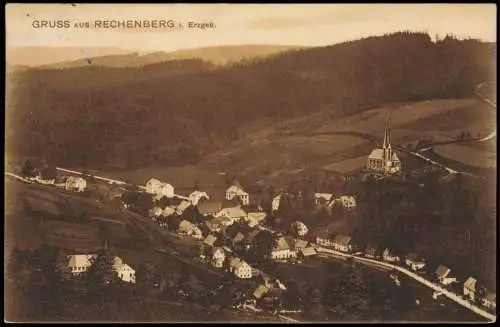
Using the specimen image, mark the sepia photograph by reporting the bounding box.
[4,3,497,323]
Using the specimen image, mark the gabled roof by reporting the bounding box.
[368,149,385,160]
[301,247,317,257]
[248,212,266,222]
[333,235,352,246]
[197,201,223,215]
[226,185,248,196]
[464,277,477,291]
[68,254,97,268]
[203,234,218,246]
[436,265,451,279]
[219,207,248,219]
[212,247,225,256]
[294,239,309,249]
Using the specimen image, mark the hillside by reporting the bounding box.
[6,32,496,170]
[39,45,301,69]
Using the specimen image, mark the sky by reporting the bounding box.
[5,3,497,52]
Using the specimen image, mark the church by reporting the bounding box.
[366,119,401,175]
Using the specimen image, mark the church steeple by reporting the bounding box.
[383,116,390,149]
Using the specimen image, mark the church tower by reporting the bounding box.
[382,117,392,163]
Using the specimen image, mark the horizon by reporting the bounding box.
[6,4,496,53]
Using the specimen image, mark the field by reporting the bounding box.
[434,143,496,169]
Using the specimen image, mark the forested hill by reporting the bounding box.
[6,32,496,170]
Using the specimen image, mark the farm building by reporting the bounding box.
[435,265,457,285]
[270,236,297,261]
[225,185,250,206]
[405,253,426,272]
[197,201,223,216]
[366,118,401,176]
[145,178,174,199]
[65,176,87,192]
[216,206,248,223]
[463,277,477,301]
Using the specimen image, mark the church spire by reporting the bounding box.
[383,115,390,149]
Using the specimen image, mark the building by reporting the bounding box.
[149,207,164,219]
[435,265,456,285]
[272,194,282,212]
[332,235,353,253]
[145,178,174,199]
[175,200,192,215]
[203,234,218,247]
[225,185,250,206]
[229,258,252,279]
[300,246,317,258]
[270,236,297,261]
[178,220,202,239]
[366,118,401,175]
[405,253,426,272]
[212,247,226,268]
[253,284,270,300]
[364,244,380,259]
[66,254,135,284]
[216,206,248,223]
[247,212,267,228]
[291,221,309,237]
[197,201,223,217]
[337,196,357,209]
[463,277,477,301]
[113,256,136,284]
[189,191,210,206]
[314,193,334,206]
[382,248,400,263]
[483,292,496,310]
[65,176,87,192]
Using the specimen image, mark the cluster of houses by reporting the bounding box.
[24,164,89,192]
[65,252,136,284]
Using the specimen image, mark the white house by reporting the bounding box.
[229,258,252,279]
[382,248,400,263]
[225,185,250,206]
[463,277,477,301]
[405,253,426,272]
[189,191,210,206]
[65,176,87,192]
[291,221,308,237]
[332,235,353,253]
[246,212,267,228]
[113,256,136,284]
[216,206,248,223]
[212,247,226,268]
[314,193,335,206]
[145,178,174,200]
[270,237,297,261]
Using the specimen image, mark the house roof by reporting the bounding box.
[301,247,317,256]
[314,193,334,201]
[248,212,266,222]
[219,207,248,219]
[253,284,270,299]
[274,236,295,251]
[204,220,220,232]
[163,206,177,216]
[368,149,384,160]
[230,257,249,270]
[294,239,309,249]
[198,201,223,215]
[203,234,218,246]
[178,220,194,233]
[436,265,451,278]
[176,201,191,213]
[333,235,352,246]
[226,185,248,196]
[464,277,477,291]
[68,254,97,268]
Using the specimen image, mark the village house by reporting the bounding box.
[405,253,426,272]
[65,176,87,192]
[215,206,248,223]
[197,201,223,217]
[212,247,226,268]
[271,194,281,212]
[66,254,136,284]
[382,248,400,263]
[225,185,250,206]
[229,258,253,279]
[435,265,457,286]
[203,234,218,247]
[364,244,380,259]
[204,220,223,233]
[332,235,353,253]
[189,191,210,206]
[176,200,192,215]
[315,230,336,248]
[300,246,317,258]
[291,221,309,237]
[314,193,334,206]
[178,220,203,239]
[145,178,174,200]
[247,212,267,228]
[463,277,477,301]
[366,118,401,175]
[336,196,357,209]
[270,236,297,261]
[483,292,496,310]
